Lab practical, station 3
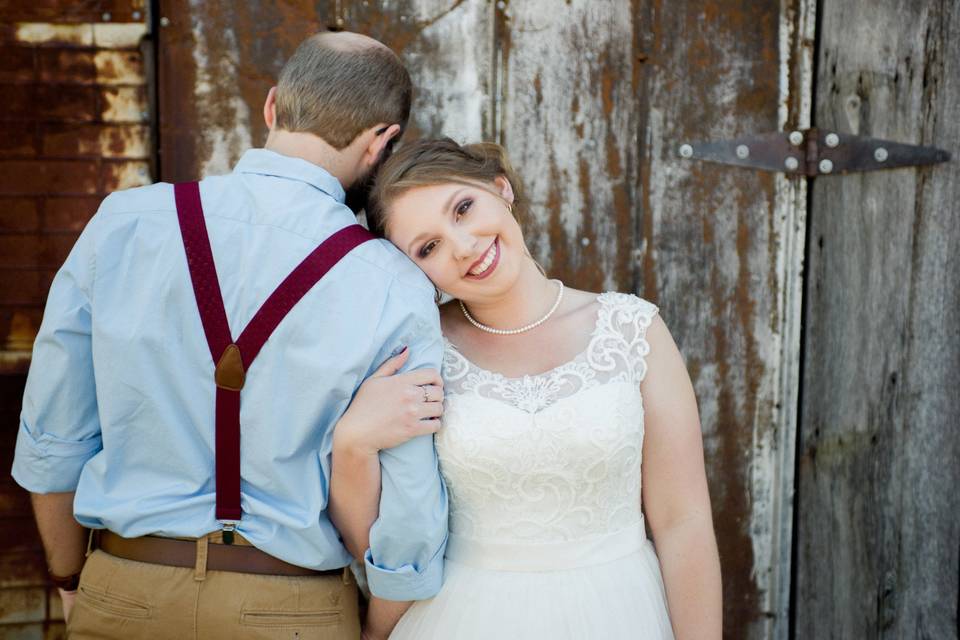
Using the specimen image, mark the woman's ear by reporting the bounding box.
[494,175,515,204]
[263,86,278,130]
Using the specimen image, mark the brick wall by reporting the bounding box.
[0,1,151,636]
[0,3,152,373]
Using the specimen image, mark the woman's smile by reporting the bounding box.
[465,237,500,279]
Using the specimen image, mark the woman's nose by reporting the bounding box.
[451,230,478,260]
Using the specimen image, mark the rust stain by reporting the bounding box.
[157,0,202,181]
[101,125,149,159]
[576,156,601,292]
[600,67,615,118]
[94,50,143,85]
[100,86,147,123]
[544,157,568,278]
[4,312,36,351]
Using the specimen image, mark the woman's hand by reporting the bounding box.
[334,347,444,454]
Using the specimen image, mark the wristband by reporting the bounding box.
[49,571,81,592]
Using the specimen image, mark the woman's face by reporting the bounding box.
[385,177,526,303]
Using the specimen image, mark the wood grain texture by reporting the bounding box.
[158,0,491,181]
[796,1,960,637]
[641,1,802,637]
[497,0,641,292]
[158,0,332,181]
[334,0,493,143]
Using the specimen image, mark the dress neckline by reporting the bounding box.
[442,292,614,382]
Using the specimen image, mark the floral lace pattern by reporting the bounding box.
[437,293,658,543]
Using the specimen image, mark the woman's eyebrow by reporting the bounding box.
[405,188,468,255]
[443,187,466,214]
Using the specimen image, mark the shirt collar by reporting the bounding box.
[233,148,346,203]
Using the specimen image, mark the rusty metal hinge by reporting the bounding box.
[677,128,950,176]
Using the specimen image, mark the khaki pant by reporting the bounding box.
[68,532,361,640]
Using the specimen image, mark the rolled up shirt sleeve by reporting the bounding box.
[12,206,104,493]
[362,271,448,600]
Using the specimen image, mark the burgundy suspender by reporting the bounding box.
[174,181,374,524]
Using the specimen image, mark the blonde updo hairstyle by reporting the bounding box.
[367,137,527,239]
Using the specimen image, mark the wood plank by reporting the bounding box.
[796,1,960,637]
[640,1,806,637]
[158,0,492,180]
[158,1,332,181]
[336,0,494,143]
[497,0,641,292]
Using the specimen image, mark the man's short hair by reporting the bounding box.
[274,32,412,149]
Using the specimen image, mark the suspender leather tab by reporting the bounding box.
[174,181,374,524]
[215,344,245,391]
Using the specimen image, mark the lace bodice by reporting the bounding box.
[438,292,658,545]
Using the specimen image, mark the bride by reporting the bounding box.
[329,138,722,639]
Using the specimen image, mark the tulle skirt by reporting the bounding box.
[389,533,674,640]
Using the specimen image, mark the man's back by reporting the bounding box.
[14,149,447,590]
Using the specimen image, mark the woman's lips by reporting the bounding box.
[466,238,500,280]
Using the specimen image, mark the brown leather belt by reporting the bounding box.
[97,531,341,577]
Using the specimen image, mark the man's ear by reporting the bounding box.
[494,175,515,204]
[362,123,402,166]
[263,86,278,130]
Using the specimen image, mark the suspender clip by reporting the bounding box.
[221,522,237,545]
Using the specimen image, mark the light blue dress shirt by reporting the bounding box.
[12,149,448,600]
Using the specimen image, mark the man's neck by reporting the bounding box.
[264,130,353,187]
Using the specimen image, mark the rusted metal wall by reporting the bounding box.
[0,1,152,635]
[0,3,153,372]
[795,1,960,637]
[157,2,812,637]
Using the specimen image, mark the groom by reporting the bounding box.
[12,31,447,639]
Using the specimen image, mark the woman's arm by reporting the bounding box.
[328,347,444,560]
[329,438,382,561]
[640,316,722,640]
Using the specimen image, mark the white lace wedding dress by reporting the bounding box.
[390,293,674,639]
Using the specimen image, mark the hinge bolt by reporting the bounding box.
[789,131,804,146]
[784,157,799,171]
[736,145,750,159]
[874,147,889,162]
[825,133,840,148]
[679,144,693,158]
[819,159,834,174]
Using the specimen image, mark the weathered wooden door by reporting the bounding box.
[156,1,958,638]
[795,1,959,638]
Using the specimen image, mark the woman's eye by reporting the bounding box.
[455,198,473,218]
[419,241,438,258]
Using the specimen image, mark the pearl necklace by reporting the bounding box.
[460,280,564,335]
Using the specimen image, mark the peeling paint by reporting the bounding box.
[15,22,94,45]
[101,86,148,122]
[189,3,253,176]
[103,161,152,191]
[92,23,147,49]
[94,50,144,85]
[502,0,636,291]
[100,125,150,158]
